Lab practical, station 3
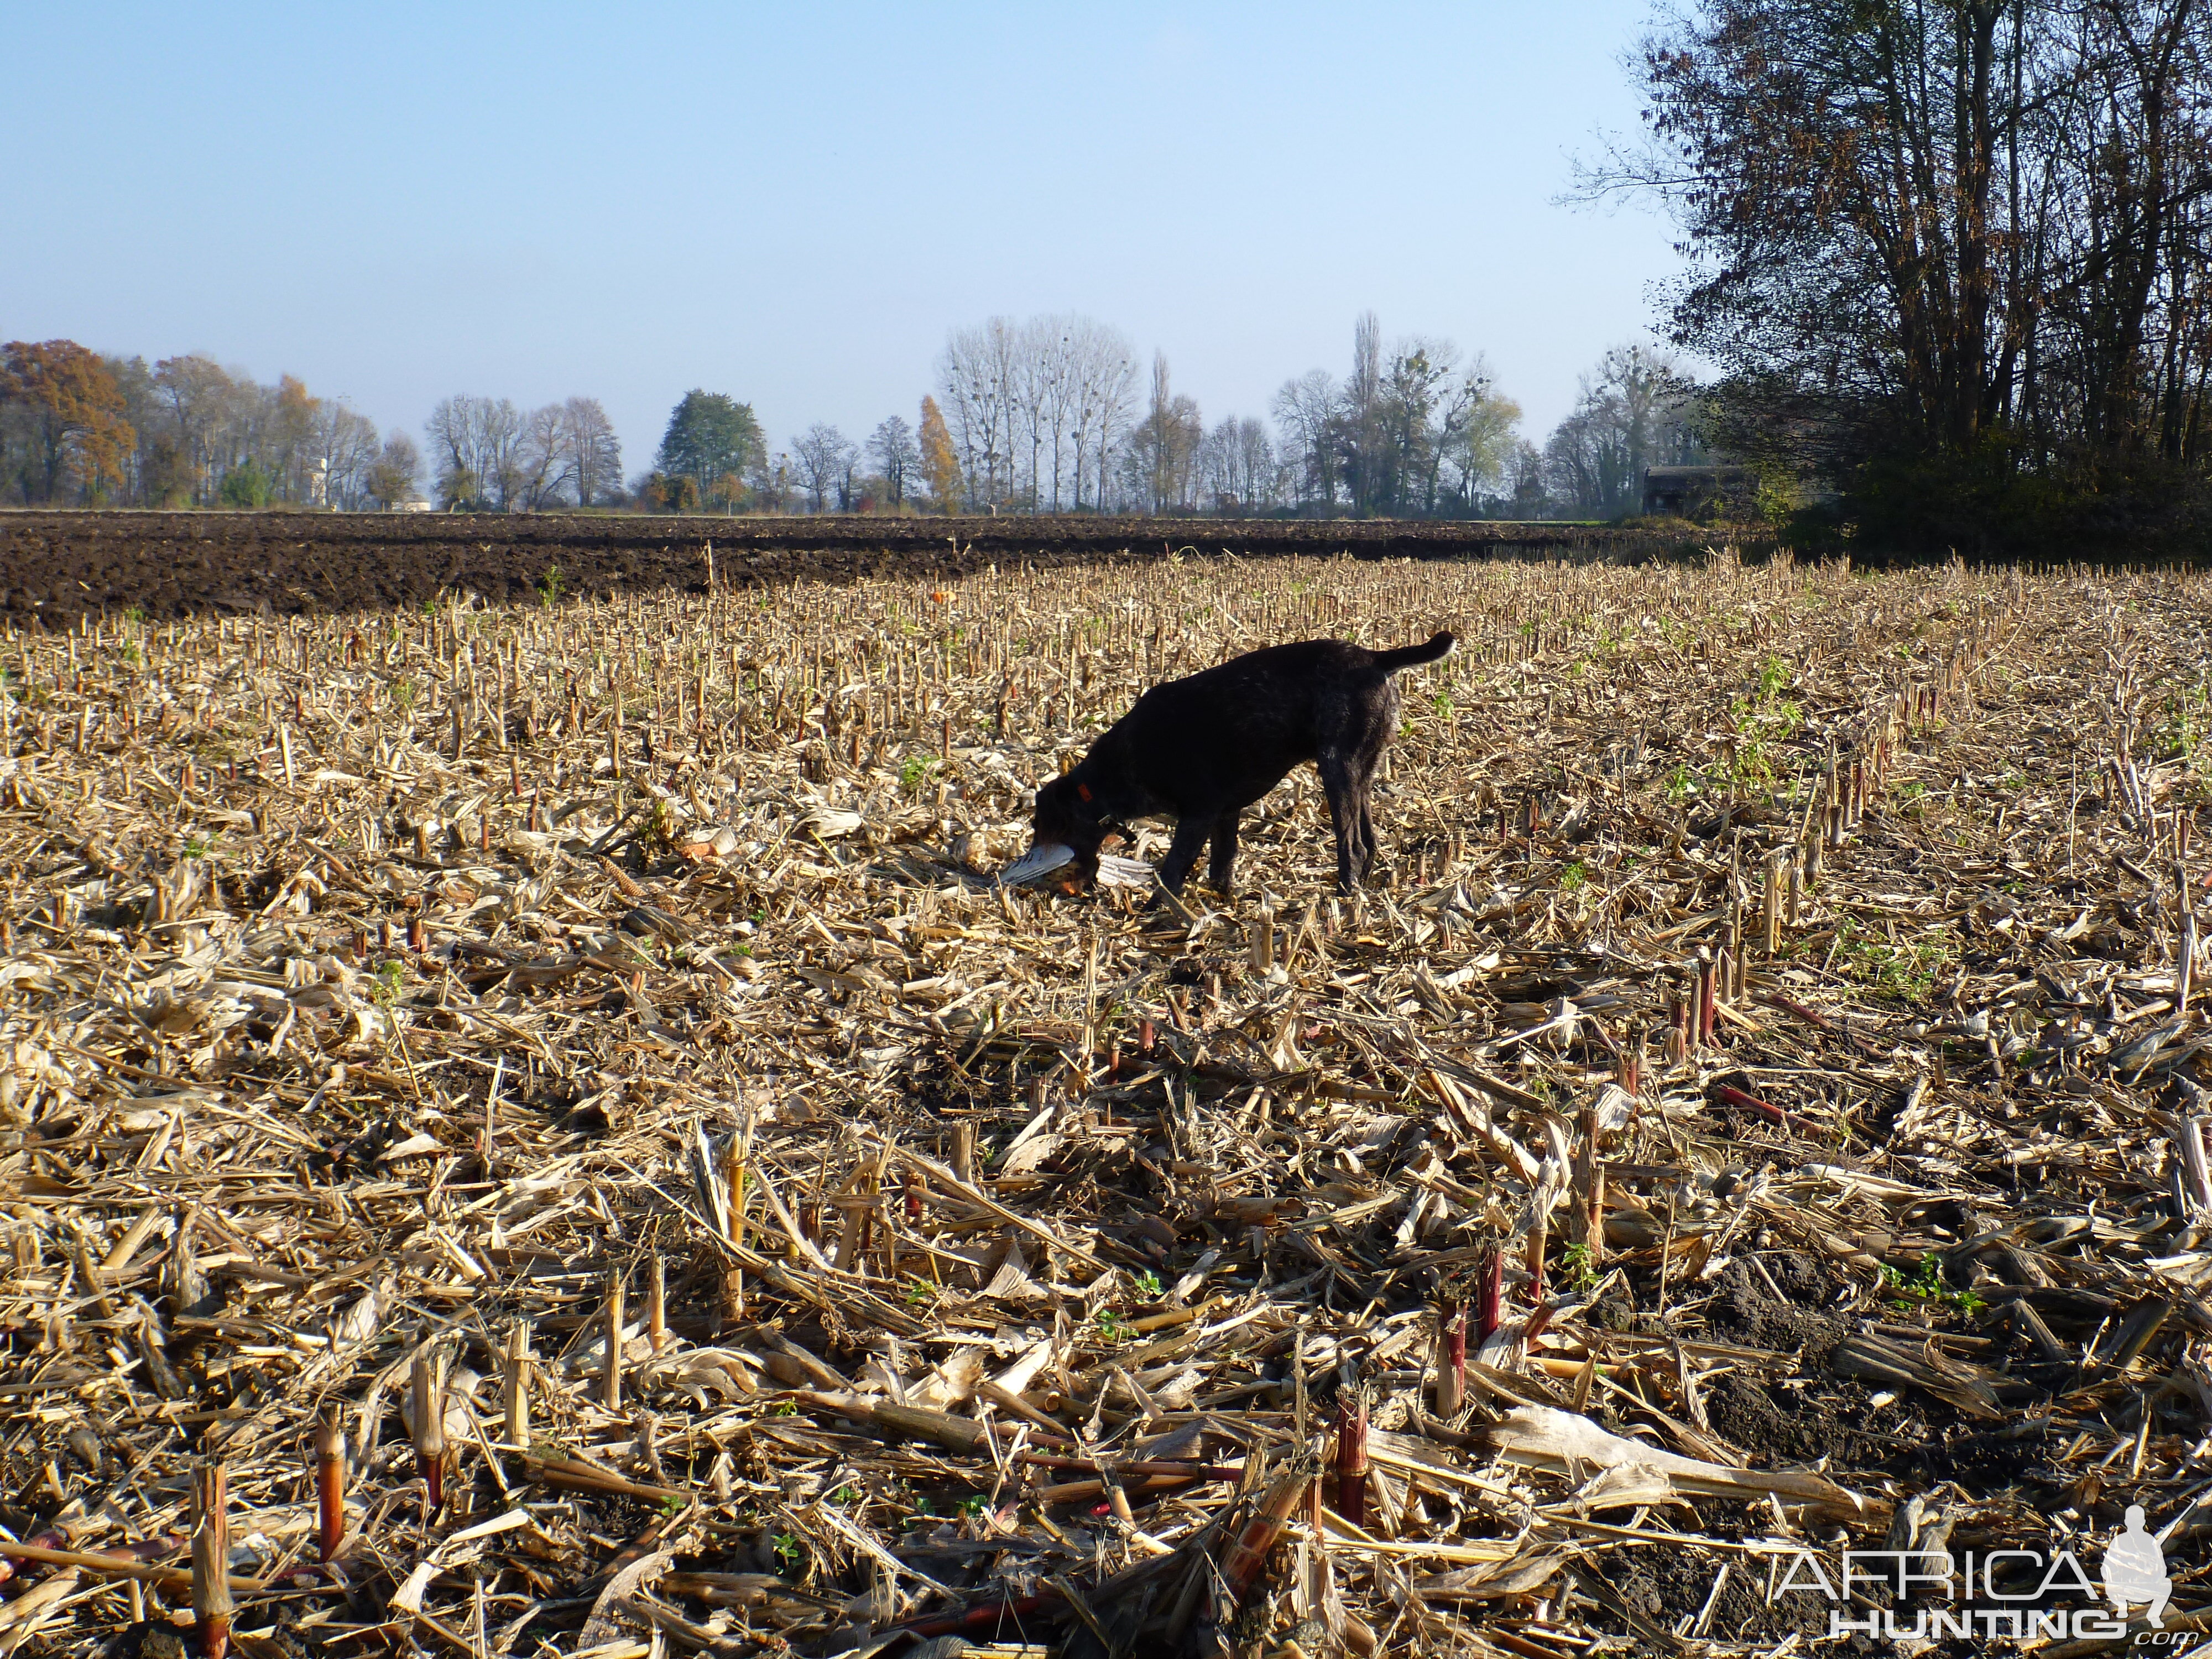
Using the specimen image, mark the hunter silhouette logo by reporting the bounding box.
[2102,1505,2171,1628]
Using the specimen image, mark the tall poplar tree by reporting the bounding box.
[917,395,962,510]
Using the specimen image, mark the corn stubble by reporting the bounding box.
[0,546,2202,1653]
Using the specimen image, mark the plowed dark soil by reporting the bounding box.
[0,510,1762,623]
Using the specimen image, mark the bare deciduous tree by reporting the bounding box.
[939,314,1135,512]
[1199,415,1278,511]
[1440,365,1522,512]
[364,433,421,508]
[791,423,857,513]
[1542,346,1703,517]
[561,398,623,507]
[1064,319,1136,512]
[938,319,1019,509]
[425,395,525,510]
[515,404,567,510]
[868,415,921,507]
[151,355,238,505]
[310,400,382,510]
[1272,369,1342,512]
[1124,353,1203,513]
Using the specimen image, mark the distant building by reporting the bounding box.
[1641,464,1759,518]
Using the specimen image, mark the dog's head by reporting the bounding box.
[999,773,1124,888]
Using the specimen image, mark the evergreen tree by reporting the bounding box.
[656,391,762,509]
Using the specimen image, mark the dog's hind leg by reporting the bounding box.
[1349,714,1392,883]
[1207,809,1241,893]
[1319,753,1360,893]
[1156,817,1212,895]
[1353,782,1379,881]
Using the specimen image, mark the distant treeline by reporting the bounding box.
[0,327,1724,526]
[0,345,623,515]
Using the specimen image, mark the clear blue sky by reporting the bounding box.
[3,1,1681,474]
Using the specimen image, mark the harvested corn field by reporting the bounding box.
[0,548,2205,1655]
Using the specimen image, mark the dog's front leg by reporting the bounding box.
[1207,810,1241,894]
[1154,817,1212,896]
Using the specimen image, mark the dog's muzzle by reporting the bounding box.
[997,842,1076,886]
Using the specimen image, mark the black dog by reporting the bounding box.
[1003,631,1455,896]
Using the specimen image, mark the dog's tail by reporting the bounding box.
[1371,630,1457,674]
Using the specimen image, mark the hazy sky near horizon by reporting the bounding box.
[3,1,1684,475]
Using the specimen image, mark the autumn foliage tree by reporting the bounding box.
[1,340,135,503]
[917,395,961,510]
